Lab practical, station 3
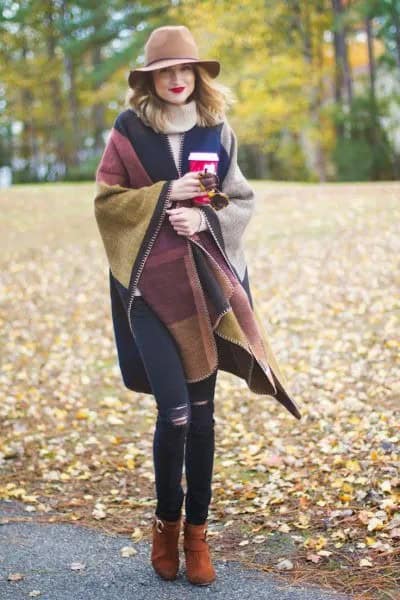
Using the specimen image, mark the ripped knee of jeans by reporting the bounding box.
[168,404,190,427]
[192,399,209,406]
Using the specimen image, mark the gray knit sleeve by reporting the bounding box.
[220,120,255,237]
[216,119,255,278]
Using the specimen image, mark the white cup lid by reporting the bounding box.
[188,152,219,161]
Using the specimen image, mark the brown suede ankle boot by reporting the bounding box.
[151,514,181,580]
[183,519,216,585]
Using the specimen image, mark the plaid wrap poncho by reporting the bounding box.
[94,108,302,420]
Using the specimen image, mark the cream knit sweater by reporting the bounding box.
[134,99,208,296]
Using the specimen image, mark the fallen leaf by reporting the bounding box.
[120,546,137,557]
[70,562,86,571]
[276,559,294,570]
[7,573,25,582]
[306,553,321,563]
[359,558,373,567]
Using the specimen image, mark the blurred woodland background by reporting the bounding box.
[0,0,400,183]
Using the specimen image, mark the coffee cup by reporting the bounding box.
[188,152,219,205]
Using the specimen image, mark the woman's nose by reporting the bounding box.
[170,69,182,83]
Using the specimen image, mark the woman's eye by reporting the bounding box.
[158,64,192,76]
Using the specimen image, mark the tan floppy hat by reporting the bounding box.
[128,25,220,88]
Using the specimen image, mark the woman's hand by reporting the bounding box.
[166,206,202,236]
[169,171,202,202]
[199,172,219,192]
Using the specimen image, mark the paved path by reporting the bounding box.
[0,501,351,600]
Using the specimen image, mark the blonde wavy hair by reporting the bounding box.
[124,64,235,133]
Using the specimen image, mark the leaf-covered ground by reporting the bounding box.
[1,182,399,599]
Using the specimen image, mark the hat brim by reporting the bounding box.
[128,58,220,88]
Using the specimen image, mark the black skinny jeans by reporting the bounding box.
[131,296,218,525]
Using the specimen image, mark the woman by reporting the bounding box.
[94,25,301,586]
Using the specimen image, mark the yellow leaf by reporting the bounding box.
[345,460,361,472]
[75,409,89,420]
[365,537,376,546]
[339,493,353,502]
[131,527,143,541]
[126,458,135,470]
[341,483,353,493]
[304,536,328,550]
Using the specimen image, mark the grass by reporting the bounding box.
[0,180,399,599]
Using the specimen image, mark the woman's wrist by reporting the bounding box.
[168,180,176,204]
[194,207,206,232]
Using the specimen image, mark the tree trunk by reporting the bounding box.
[392,1,400,71]
[91,46,106,155]
[365,15,376,105]
[293,0,327,181]
[331,0,353,108]
[366,13,385,180]
[19,42,38,175]
[61,0,81,168]
[45,0,68,171]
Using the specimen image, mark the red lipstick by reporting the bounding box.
[170,86,185,94]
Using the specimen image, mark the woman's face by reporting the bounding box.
[152,63,195,105]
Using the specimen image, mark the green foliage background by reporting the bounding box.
[0,0,399,182]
